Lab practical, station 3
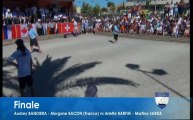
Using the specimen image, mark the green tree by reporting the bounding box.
[101,7,108,13]
[110,4,116,13]
[146,0,152,9]
[107,1,116,13]
[73,4,77,14]
[107,1,112,7]
[92,4,101,16]
[123,1,125,9]
[81,1,92,15]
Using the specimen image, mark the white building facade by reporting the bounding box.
[124,0,189,7]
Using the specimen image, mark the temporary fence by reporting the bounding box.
[2,22,82,40]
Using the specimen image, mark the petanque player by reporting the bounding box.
[6,39,34,97]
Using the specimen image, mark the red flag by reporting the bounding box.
[57,23,63,34]
[62,23,66,33]
[20,24,28,38]
[12,24,21,39]
[63,23,74,33]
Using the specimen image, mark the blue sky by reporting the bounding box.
[75,0,126,8]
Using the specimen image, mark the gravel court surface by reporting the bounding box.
[3,34,190,100]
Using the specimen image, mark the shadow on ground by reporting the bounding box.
[2,56,140,97]
[32,56,140,97]
[65,77,140,90]
[126,63,190,102]
[31,48,41,53]
[3,59,20,96]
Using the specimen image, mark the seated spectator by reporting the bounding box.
[156,19,163,35]
[139,20,146,35]
[172,22,179,37]
[184,25,190,37]
[162,24,168,36]
[129,20,137,34]
[146,21,154,35]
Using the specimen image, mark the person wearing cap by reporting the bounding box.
[5,9,12,25]
[5,39,34,97]
[36,19,43,35]
[27,24,42,53]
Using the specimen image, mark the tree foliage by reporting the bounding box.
[92,4,101,16]
[81,1,92,14]
[101,7,108,12]
[73,4,77,14]
[146,0,152,9]
[107,1,116,13]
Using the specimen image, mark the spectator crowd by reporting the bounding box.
[80,0,190,37]
[3,0,190,37]
[2,4,73,25]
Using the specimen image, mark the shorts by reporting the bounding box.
[114,34,118,40]
[30,38,39,47]
[18,75,33,89]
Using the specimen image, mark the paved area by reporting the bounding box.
[3,34,190,99]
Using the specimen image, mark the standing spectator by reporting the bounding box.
[169,2,174,17]
[53,6,58,15]
[164,2,170,17]
[128,8,131,19]
[24,5,29,18]
[39,7,46,23]
[48,19,55,35]
[45,8,49,20]
[3,7,7,14]
[15,6,20,17]
[12,10,18,24]
[5,9,13,25]
[5,39,34,97]
[84,19,89,34]
[27,24,42,53]
[93,19,96,34]
[31,5,37,23]
[88,18,94,33]
[36,19,43,35]
[174,2,179,17]
[82,19,86,34]
[178,0,185,16]
[54,14,58,22]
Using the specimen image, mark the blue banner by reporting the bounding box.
[0,98,190,120]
